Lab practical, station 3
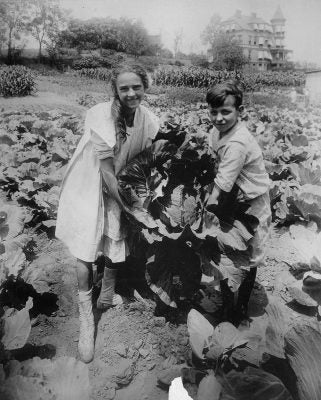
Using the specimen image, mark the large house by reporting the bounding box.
[210,6,292,71]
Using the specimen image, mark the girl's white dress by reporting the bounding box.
[55,101,159,263]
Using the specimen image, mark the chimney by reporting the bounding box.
[251,12,257,18]
[235,9,242,17]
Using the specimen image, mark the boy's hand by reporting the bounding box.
[205,184,221,213]
[207,192,219,206]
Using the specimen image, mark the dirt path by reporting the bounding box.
[0,91,87,114]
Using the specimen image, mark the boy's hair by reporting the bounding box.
[206,80,243,109]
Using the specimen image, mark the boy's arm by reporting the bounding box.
[214,143,247,193]
[206,143,246,210]
[207,184,222,206]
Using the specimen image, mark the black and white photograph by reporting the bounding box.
[0,0,321,399]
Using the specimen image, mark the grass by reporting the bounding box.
[36,72,112,99]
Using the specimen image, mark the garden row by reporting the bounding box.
[76,65,306,91]
[152,66,306,90]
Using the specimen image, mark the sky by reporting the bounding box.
[59,0,321,65]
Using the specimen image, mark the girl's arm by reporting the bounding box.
[99,158,124,209]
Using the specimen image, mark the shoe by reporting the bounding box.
[97,266,124,310]
[78,289,95,363]
[97,293,123,310]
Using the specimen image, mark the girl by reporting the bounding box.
[206,81,271,324]
[55,64,159,362]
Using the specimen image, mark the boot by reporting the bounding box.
[97,266,123,310]
[235,267,257,322]
[78,288,95,363]
[219,279,235,323]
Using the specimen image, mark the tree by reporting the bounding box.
[202,14,246,71]
[160,47,173,59]
[59,19,99,52]
[201,13,222,47]
[58,17,152,58]
[26,0,66,61]
[209,33,246,70]
[117,18,150,57]
[173,30,183,59]
[0,0,30,63]
[189,53,209,68]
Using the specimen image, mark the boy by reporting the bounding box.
[206,81,271,323]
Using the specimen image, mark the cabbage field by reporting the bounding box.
[1,87,321,400]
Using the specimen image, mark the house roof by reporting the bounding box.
[222,10,270,30]
[222,7,286,30]
[271,6,285,21]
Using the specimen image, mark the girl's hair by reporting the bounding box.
[110,64,150,142]
[206,80,243,109]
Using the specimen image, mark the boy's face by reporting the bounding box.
[208,95,241,134]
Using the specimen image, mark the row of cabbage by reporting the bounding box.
[0,109,92,398]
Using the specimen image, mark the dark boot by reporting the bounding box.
[219,279,235,322]
[235,267,257,319]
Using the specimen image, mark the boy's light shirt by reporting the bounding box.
[209,120,270,200]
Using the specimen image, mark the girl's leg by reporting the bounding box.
[76,258,93,291]
[76,259,94,363]
[97,258,124,310]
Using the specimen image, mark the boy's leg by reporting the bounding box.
[236,267,257,316]
[219,278,235,322]
[76,259,94,363]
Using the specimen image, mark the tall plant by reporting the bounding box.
[0,0,29,64]
[26,0,67,61]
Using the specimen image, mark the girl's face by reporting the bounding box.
[208,95,241,134]
[115,72,145,112]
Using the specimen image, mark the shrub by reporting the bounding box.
[165,86,206,104]
[77,67,111,81]
[136,56,160,72]
[0,66,36,97]
[72,56,101,70]
[77,93,110,108]
[73,53,127,71]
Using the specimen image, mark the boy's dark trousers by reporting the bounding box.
[220,267,257,324]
